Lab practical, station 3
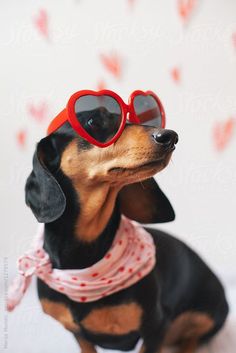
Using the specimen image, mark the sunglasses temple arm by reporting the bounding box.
[47,109,68,135]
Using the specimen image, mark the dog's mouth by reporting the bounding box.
[109,159,163,174]
[109,149,174,175]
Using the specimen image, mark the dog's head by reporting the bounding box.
[25,122,178,237]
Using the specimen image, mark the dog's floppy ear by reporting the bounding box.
[118,178,175,224]
[25,137,66,223]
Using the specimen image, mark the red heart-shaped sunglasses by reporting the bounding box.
[47,90,166,148]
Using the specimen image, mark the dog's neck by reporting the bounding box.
[74,183,121,242]
[43,182,121,270]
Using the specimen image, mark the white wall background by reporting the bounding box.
[1,1,236,352]
[0,0,236,296]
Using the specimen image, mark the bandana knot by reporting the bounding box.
[18,250,51,277]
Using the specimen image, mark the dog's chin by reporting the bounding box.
[109,150,173,185]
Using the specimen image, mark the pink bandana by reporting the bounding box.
[7,216,156,311]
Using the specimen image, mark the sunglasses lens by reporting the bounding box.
[74,95,122,143]
[133,95,162,127]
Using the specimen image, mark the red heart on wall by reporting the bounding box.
[27,101,49,123]
[170,67,181,83]
[16,130,27,148]
[100,53,122,79]
[177,0,197,23]
[33,9,49,39]
[213,118,235,151]
[232,32,236,50]
[97,80,106,91]
[128,0,136,9]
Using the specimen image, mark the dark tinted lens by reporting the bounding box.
[74,95,122,143]
[133,95,162,127]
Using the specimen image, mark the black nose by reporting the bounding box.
[152,129,178,148]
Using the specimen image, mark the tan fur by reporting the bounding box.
[119,182,158,223]
[81,303,143,335]
[164,311,214,346]
[138,342,162,353]
[74,185,120,242]
[138,312,214,353]
[138,344,146,353]
[60,126,172,242]
[60,140,121,241]
[40,299,80,333]
[176,339,198,353]
[76,337,97,353]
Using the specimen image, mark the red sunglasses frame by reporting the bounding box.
[47,90,166,148]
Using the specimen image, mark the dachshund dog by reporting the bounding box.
[25,122,228,353]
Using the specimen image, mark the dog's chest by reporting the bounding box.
[80,302,143,335]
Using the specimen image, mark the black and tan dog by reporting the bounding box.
[25,122,228,353]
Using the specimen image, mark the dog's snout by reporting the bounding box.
[152,129,178,147]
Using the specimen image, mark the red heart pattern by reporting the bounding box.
[33,9,49,39]
[232,32,236,50]
[213,118,235,151]
[177,0,197,23]
[128,0,136,9]
[12,4,235,157]
[170,67,181,83]
[97,80,106,91]
[100,53,122,79]
[16,130,27,148]
[27,101,49,123]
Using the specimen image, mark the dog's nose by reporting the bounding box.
[152,129,178,147]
